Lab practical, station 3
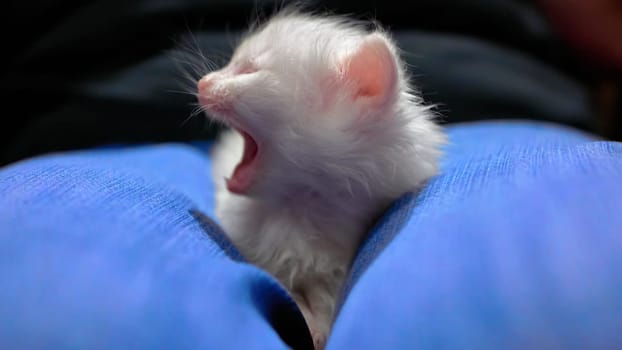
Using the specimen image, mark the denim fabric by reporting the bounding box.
[331,121,622,349]
[0,144,311,349]
[1,121,621,349]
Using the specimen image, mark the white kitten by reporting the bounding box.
[197,10,446,349]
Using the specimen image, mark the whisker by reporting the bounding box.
[179,106,206,127]
[167,89,199,97]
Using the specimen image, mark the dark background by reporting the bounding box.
[3,0,621,166]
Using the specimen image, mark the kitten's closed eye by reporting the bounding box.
[234,63,259,75]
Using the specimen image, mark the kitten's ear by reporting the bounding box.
[340,33,399,107]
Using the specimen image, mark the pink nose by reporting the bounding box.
[197,75,226,111]
[197,76,213,94]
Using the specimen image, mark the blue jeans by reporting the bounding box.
[1,121,621,349]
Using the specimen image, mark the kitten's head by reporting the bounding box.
[198,12,440,199]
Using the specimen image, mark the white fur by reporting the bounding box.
[202,11,446,349]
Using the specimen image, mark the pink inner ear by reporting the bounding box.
[341,34,398,104]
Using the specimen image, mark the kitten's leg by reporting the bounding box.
[293,272,345,350]
[294,292,331,350]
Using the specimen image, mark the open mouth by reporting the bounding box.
[226,129,259,194]
[196,79,259,194]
